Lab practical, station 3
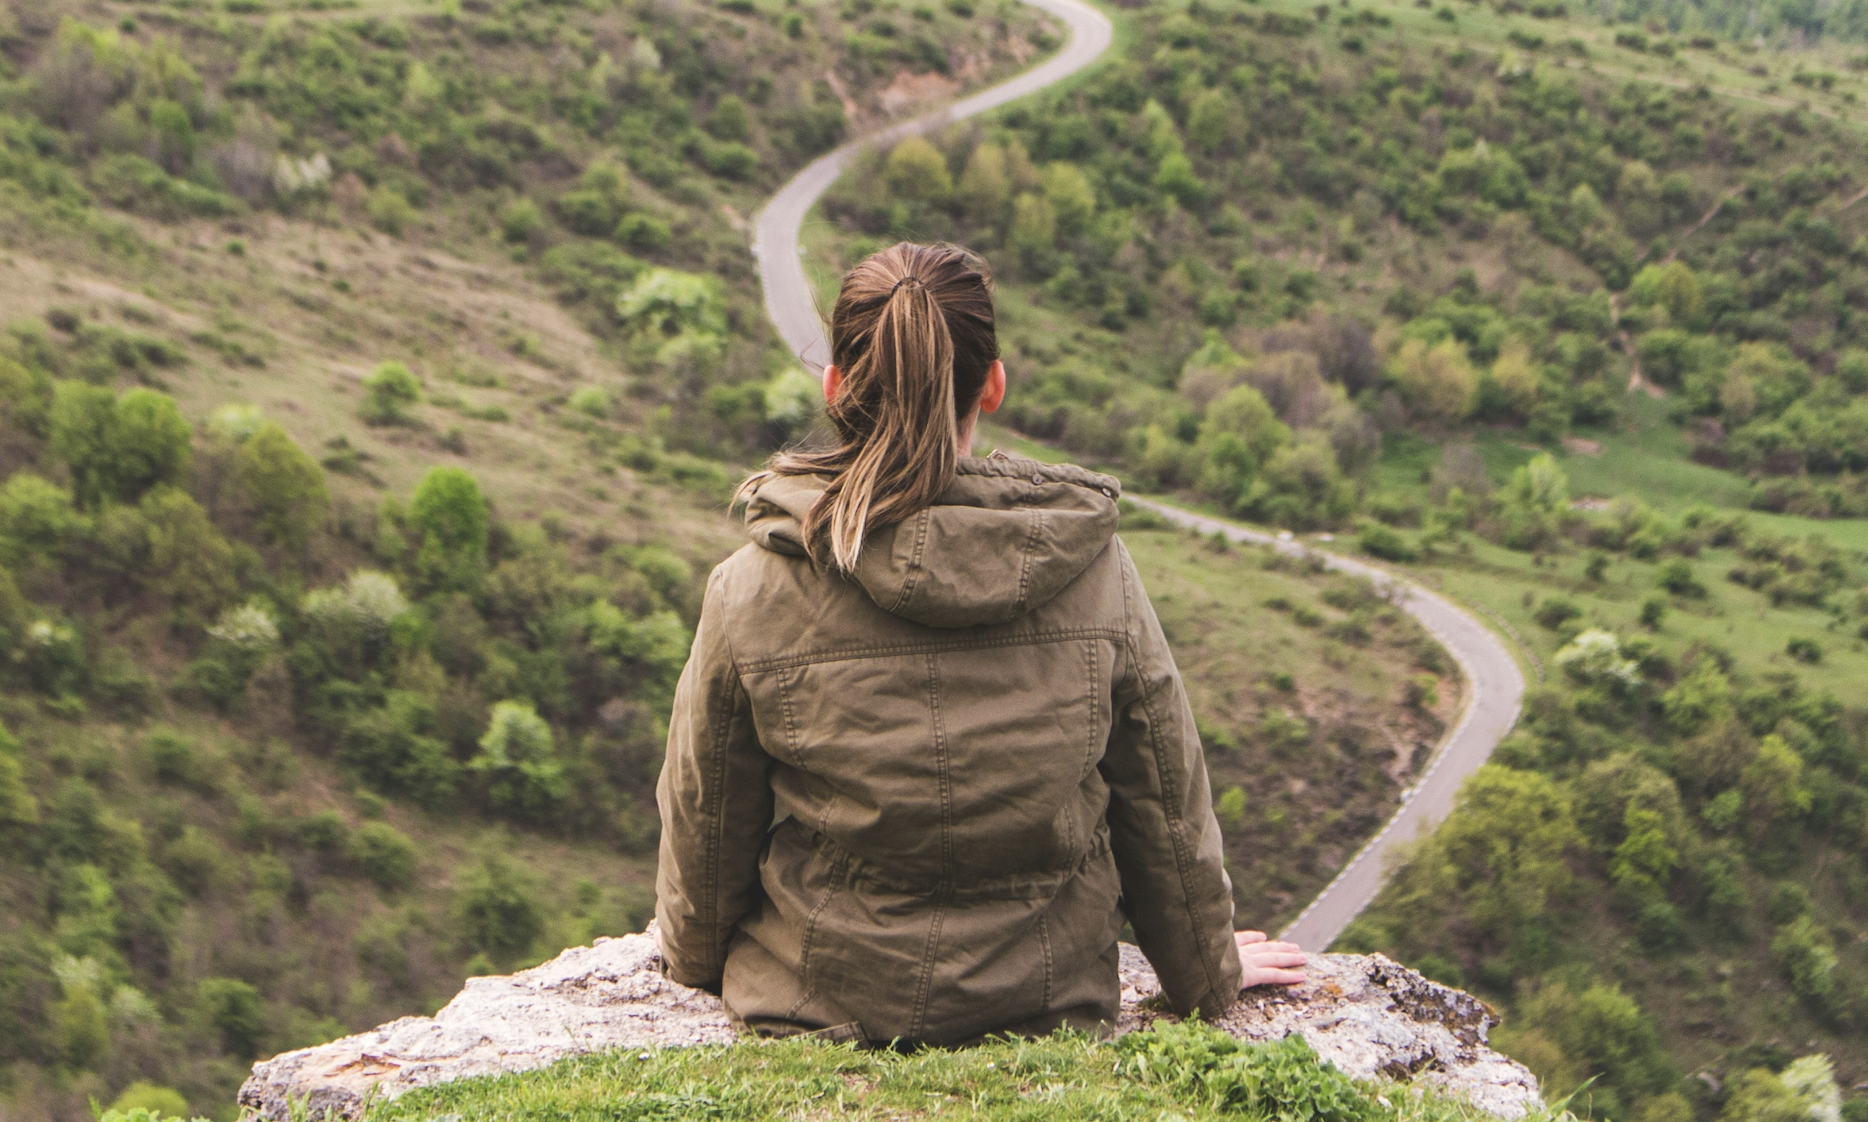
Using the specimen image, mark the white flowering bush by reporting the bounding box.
[1555,628,1640,688]
[302,571,410,637]
[206,602,279,654]
[208,404,265,443]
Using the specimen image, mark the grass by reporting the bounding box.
[365,1021,1542,1122]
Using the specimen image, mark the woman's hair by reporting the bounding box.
[755,242,998,571]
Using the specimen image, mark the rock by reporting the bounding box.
[240,931,1540,1120]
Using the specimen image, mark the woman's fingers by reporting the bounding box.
[1241,965,1308,987]
[1237,936,1307,990]
[1234,930,1269,946]
[1242,949,1308,968]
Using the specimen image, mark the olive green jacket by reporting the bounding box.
[655,455,1241,1045]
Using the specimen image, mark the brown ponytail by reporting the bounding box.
[753,242,998,571]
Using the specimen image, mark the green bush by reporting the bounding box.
[194,977,264,1058]
[500,197,546,244]
[352,821,417,890]
[1358,522,1419,562]
[454,855,543,967]
[360,361,422,425]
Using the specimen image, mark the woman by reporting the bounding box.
[656,242,1302,1045]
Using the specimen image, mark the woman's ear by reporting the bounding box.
[979,359,1007,414]
[822,364,842,404]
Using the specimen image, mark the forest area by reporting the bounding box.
[2,0,1868,1117]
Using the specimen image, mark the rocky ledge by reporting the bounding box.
[240,930,1541,1120]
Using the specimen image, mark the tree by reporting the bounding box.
[957,142,1012,222]
[48,382,165,508]
[1487,337,1540,419]
[407,466,489,595]
[1386,338,1477,424]
[1518,978,1672,1117]
[1195,384,1290,509]
[0,474,84,569]
[1042,162,1096,236]
[360,361,421,425]
[352,822,417,891]
[195,977,264,1058]
[232,422,328,551]
[471,700,567,816]
[1628,261,1705,328]
[455,855,544,967]
[1008,192,1057,262]
[615,269,727,369]
[141,487,240,625]
[883,136,952,204]
[110,389,192,499]
[1770,916,1838,1007]
[1428,766,1583,944]
[1497,452,1570,550]
[1740,734,1811,837]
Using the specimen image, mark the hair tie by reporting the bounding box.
[891,275,925,294]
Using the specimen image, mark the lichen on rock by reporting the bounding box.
[239,929,1540,1121]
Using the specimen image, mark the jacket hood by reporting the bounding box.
[743,455,1123,628]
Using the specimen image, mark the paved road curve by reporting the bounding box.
[1132,502,1526,951]
[749,0,1525,953]
[754,0,1113,369]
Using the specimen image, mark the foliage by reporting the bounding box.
[360,361,421,426]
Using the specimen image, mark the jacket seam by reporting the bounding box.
[1014,509,1043,612]
[887,509,933,614]
[1038,912,1054,1013]
[908,904,947,1039]
[927,652,954,875]
[1119,544,1226,1008]
[705,571,747,983]
[739,628,1127,673]
[785,845,851,1023]
[777,669,803,768]
[699,660,740,981]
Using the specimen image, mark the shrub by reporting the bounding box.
[1358,522,1419,562]
[1215,785,1247,827]
[360,361,421,425]
[500,197,546,244]
[471,700,567,815]
[455,855,544,967]
[195,977,264,1058]
[352,821,417,890]
[568,387,610,418]
[1533,597,1581,630]
[408,467,490,594]
[106,1083,191,1120]
[1404,673,1440,709]
[1785,637,1822,664]
[368,186,416,235]
[144,727,202,787]
[232,423,328,550]
[1656,558,1706,597]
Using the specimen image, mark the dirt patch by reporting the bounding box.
[877,69,960,117]
[1561,436,1602,456]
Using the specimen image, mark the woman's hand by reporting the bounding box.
[1236,930,1306,990]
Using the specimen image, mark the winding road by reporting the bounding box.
[750,1,1526,951]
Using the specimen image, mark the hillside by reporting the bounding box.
[802,0,1868,1118]
[0,0,1059,1117]
[0,1,1466,1120]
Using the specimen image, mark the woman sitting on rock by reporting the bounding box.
[655,241,1303,1045]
